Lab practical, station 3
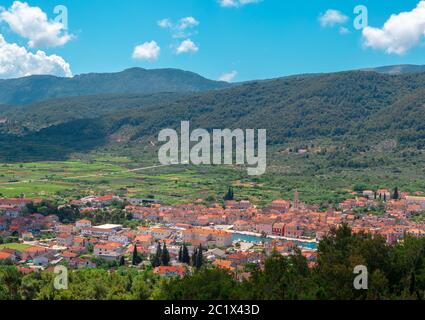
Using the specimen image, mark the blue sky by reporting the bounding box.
[1,0,425,81]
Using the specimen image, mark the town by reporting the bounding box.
[1,187,425,279]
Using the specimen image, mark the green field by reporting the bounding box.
[0,143,424,207]
[0,243,32,252]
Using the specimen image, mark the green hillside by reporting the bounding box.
[0,69,424,163]
[0,68,231,105]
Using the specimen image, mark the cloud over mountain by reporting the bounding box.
[362,1,425,55]
[0,34,72,79]
[0,1,72,48]
[132,41,161,61]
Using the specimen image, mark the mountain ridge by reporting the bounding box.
[1,69,425,161]
[0,67,232,105]
[362,64,425,75]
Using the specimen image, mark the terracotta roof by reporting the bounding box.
[213,259,234,271]
[153,266,186,276]
[0,252,13,260]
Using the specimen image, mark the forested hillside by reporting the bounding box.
[0,69,425,161]
[0,68,231,105]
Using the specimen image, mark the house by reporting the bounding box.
[93,242,124,261]
[272,222,285,236]
[61,251,78,262]
[127,198,160,206]
[233,220,251,232]
[377,189,391,200]
[205,248,227,260]
[284,222,303,238]
[183,228,232,248]
[153,265,186,277]
[56,233,74,247]
[82,224,122,238]
[406,196,425,210]
[212,259,235,271]
[21,232,34,241]
[92,195,119,206]
[75,219,92,229]
[264,200,291,213]
[0,205,21,218]
[108,233,130,245]
[134,234,154,249]
[362,190,375,199]
[227,252,248,265]
[0,251,16,262]
[21,246,50,261]
[254,222,273,235]
[33,255,49,267]
[0,198,41,209]
[0,217,7,231]
[73,236,88,248]
[69,257,96,269]
[56,224,74,234]
[151,227,173,240]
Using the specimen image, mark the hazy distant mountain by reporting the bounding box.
[363,64,425,75]
[0,68,232,105]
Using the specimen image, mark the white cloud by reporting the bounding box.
[219,0,262,8]
[219,70,237,82]
[362,1,425,55]
[0,1,72,48]
[339,27,350,35]
[177,17,199,30]
[157,18,172,29]
[158,16,199,38]
[176,39,199,54]
[0,34,72,79]
[132,41,160,61]
[319,9,348,27]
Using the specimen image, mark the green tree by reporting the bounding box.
[152,243,162,268]
[161,242,170,266]
[182,244,190,264]
[393,187,399,200]
[195,244,203,269]
[159,268,239,300]
[224,187,234,201]
[191,248,198,267]
[132,245,141,266]
[178,246,183,263]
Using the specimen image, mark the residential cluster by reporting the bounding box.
[1,188,425,278]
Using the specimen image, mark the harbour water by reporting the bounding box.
[231,232,317,250]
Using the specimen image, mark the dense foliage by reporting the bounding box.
[161,225,425,300]
[0,68,230,105]
[2,225,425,300]
[1,71,425,162]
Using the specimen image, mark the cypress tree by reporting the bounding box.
[195,244,203,269]
[161,242,170,266]
[178,246,183,263]
[152,242,162,267]
[393,187,399,200]
[132,245,141,266]
[192,248,198,267]
[119,255,125,266]
[182,244,190,264]
[224,187,234,201]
